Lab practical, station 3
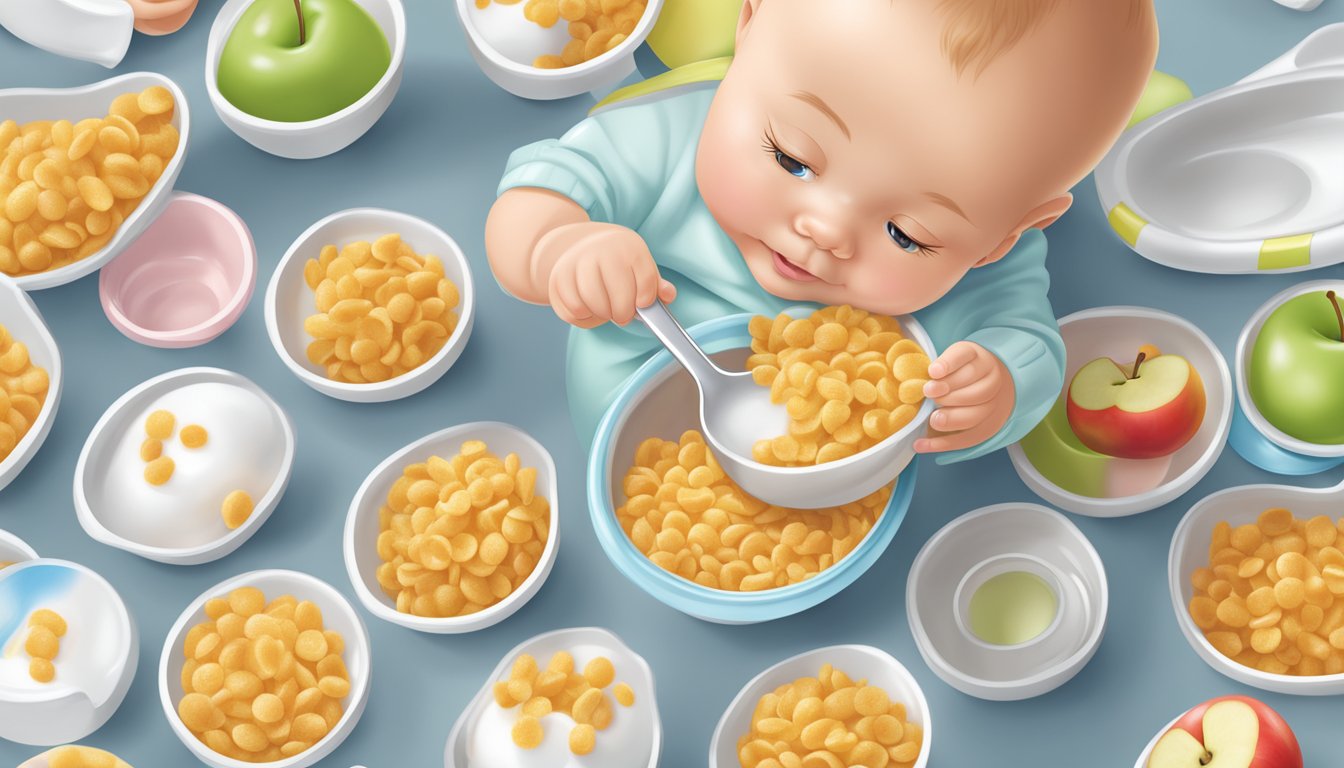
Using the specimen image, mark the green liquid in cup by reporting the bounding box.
[968,571,1058,646]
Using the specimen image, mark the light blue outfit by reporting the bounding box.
[498,85,1064,464]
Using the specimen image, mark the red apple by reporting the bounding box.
[1066,347,1205,459]
[1147,696,1302,768]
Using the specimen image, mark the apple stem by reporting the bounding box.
[1329,290,1343,343]
[1129,351,1146,380]
[293,0,306,45]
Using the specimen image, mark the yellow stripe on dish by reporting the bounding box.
[1258,233,1312,271]
[1107,203,1147,248]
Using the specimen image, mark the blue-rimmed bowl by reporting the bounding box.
[587,310,918,624]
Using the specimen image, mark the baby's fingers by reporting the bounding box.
[925,368,1000,406]
[928,341,981,380]
[601,255,641,326]
[928,402,994,433]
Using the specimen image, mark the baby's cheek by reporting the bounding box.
[845,252,960,315]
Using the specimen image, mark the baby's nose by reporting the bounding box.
[793,210,856,260]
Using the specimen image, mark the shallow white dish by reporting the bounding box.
[265,208,475,403]
[0,0,134,68]
[0,528,38,565]
[0,559,138,746]
[456,0,666,100]
[1008,306,1232,517]
[205,0,406,159]
[1096,24,1344,274]
[1169,477,1344,695]
[708,644,931,768]
[443,626,661,767]
[907,503,1107,701]
[1,72,189,291]
[0,276,62,493]
[158,569,372,768]
[345,421,558,633]
[1234,279,1344,459]
[73,367,296,566]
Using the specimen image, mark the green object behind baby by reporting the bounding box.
[646,0,741,70]
[1019,395,1110,498]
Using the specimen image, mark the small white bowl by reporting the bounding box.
[0,0,134,68]
[345,422,558,633]
[0,528,38,565]
[1169,477,1344,695]
[205,0,406,159]
[906,503,1108,701]
[1008,306,1233,517]
[444,626,662,767]
[158,570,372,768]
[73,367,296,566]
[265,208,476,403]
[0,276,62,493]
[0,72,189,291]
[709,645,932,768]
[0,559,139,747]
[1235,279,1344,459]
[456,0,666,100]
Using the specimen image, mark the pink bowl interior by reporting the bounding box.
[100,193,254,346]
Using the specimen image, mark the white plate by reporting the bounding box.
[265,208,476,403]
[158,570,372,768]
[0,559,138,746]
[344,421,559,633]
[1,73,189,291]
[1169,478,1344,695]
[205,0,406,159]
[0,276,62,492]
[1008,306,1232,517]
[443,626,661,768]
[73,367,296,565]
[906,503,1107,701]
[708,645,931,768]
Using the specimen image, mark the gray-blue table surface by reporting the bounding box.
[3,0,1343,765]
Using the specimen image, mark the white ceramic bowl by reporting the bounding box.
[0,276,62,492]
[0,528,38,565]
[1169,478,1344,695]
[72,367,296,565]
[265,208,475,403]
[205,0,406,159]
[0,559,139,747]
[345,422,559,633]
[0,72,189,291]
[1008,306,1233,517]
[1235,279,1344,459]
[0,0,134,68]
[907,503,1108,701]
[455,0,666,100]
[709,645,932,768]
[159,570,372,768]
[443,626,662,767]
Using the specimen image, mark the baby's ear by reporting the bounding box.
[974,193,1073,268]
[736,0,765,49]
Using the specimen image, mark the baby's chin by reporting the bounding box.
[744,257,918,316]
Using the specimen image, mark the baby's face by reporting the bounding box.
[696,0,1079,315]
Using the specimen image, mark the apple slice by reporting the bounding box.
[1067,349,1206,460]
[1148,697,1302,768]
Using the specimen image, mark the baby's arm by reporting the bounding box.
[914,230,1066,463]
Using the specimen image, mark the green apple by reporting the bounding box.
[1019,394,1172,498]
[1248,290,1344,445]
[217,0,391,123]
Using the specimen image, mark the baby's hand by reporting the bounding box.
[540,222,677,329]
[914,341,1015,454]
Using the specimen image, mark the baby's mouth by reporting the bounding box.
[772,251,820,282]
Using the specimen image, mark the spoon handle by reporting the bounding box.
[636,300,724,384]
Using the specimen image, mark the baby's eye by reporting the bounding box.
[886,221,922,253]
[774,150,815,181]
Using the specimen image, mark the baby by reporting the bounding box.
[487,0,1158,462]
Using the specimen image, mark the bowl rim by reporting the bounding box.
[442,626,662,768]
[905,503,1109,697]
[1167,478,1344,694]
[1234,279,1344,458]
[0,528,38,562]
[454,0,665,79]
[587,309,918,623]
[157,568,372,768]
[0,276,63,489]
[4,71,189,291]
[343,421,560,633]
[1007,305,1233,518]
[263,207,476,401]
[1132,714,1181,768]
[204,0,407,132]
[71,366,296,563]
[0,558,136,707]
[707,644,932,768]
[98,192,256,347]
